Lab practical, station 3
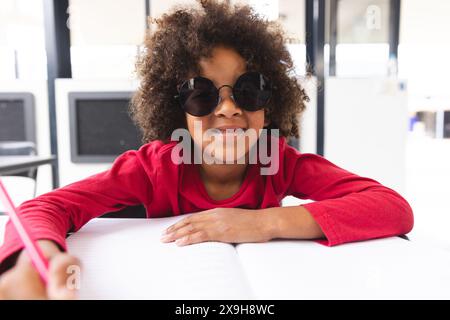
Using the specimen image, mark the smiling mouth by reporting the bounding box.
[214,127,247,133]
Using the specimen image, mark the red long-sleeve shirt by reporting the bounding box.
[0,137,414,271]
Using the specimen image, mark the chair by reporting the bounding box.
[0,141,38,179]
[0,141,38,211]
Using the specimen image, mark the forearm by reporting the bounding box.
[261,206,326,240]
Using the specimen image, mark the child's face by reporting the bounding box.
[185,46,268,163]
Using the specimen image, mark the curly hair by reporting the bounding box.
[130,0,309,143]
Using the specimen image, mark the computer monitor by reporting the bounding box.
[0,92,36,143]
[68,92,143,163]
[445,111,450,138]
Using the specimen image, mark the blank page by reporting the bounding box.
[236,237,450,299]
[67,216,253,299]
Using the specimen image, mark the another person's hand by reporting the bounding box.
[0,240,81,300]
[160,208,276,246]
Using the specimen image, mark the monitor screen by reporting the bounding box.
[69,92,143,163]
[445,111,450,138]
[0,93,35,143]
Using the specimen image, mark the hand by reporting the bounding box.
[0,241,81,300]
[160,208,276,246]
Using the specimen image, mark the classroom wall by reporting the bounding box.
[399,0,450,99]
[325,77,408,193]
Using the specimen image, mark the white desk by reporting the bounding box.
[1,216,450,299]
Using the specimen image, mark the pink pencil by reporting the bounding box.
[0,179,49,284]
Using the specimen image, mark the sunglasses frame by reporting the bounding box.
[174,71,272,117]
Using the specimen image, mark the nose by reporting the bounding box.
[214,85,242,118]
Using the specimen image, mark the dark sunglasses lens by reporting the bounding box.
[179,77,217,116]
[234,72,271,111]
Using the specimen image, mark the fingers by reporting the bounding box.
[161,222,211,246]
[163,212,212,235]
[174,231,210,246]
[163,217,192,236]
[46,254,82,300]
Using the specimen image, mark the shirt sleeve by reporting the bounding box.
[0,149,153,273]
[286,152,414,246]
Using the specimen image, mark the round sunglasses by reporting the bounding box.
[175,71,272,117]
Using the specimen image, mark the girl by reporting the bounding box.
[0,0,413,299]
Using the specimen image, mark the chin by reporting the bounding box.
[211,145,249,164]
[200,130,260,164]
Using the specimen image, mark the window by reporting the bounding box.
[334,0,391,77]
[0,0,46,80]
[68,0,146,79]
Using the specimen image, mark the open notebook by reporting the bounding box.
[67,215,252,299]
[66,216,450,299]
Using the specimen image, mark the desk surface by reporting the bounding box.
[1,216,450,299]
[0,155,55,175]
